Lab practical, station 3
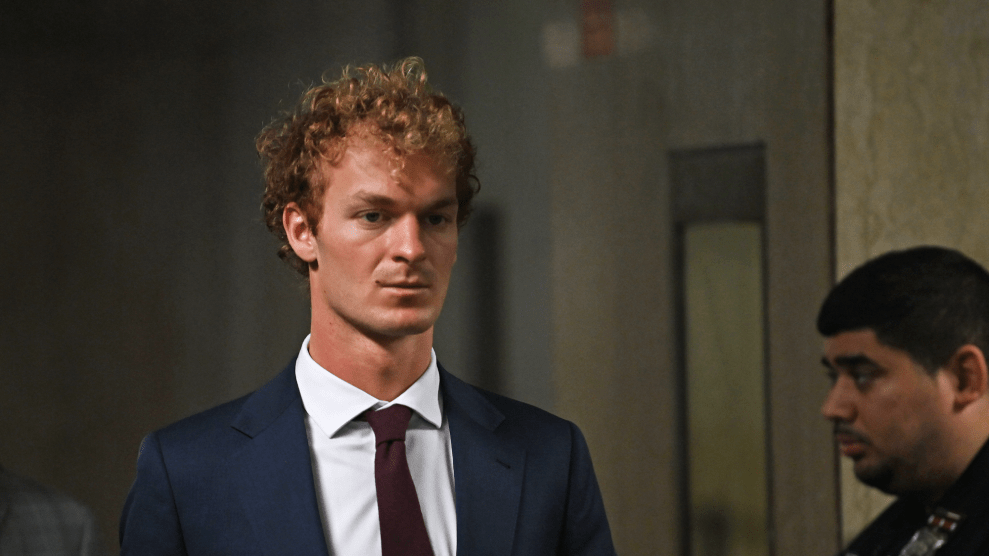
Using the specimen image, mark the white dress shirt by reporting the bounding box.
[295,335,457,556]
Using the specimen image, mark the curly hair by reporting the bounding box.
[256,57,479,276]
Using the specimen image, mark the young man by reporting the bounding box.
[818,246,989,555]
[119,58,615,555]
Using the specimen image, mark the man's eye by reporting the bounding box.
[426,214,447,226]
[362,212,382,223]
[852,371,875,386]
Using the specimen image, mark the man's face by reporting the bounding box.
[821,329,955,496]
[303,140,458,341]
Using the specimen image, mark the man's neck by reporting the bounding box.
[307,321,434,402]
[917,408,989,507]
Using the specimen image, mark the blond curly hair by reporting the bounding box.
[256,57,479,276]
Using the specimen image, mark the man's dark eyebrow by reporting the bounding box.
[825,354,878,369]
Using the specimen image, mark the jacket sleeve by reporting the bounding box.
[119,432,187,556]
[560,422,617,556]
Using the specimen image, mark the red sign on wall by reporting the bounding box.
[581,0,614,58]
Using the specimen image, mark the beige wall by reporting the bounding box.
[835,0,989,541]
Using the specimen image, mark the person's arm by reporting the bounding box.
[119,432,187,556]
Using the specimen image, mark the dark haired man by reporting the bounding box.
[119,58,615,555]
[818,246,989,555]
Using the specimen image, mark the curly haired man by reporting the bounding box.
[120,58,616,556]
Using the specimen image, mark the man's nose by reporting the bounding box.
[391,215,427,263]
[820,378,856,422]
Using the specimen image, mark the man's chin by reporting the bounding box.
[385,323,434,337]
[853,461,896,494]
[360,315,438,340]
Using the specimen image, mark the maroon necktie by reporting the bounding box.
[365,405,435,556]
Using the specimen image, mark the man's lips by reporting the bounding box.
[835,435,867,457]
[833,425,869,458]
[378,281,430,289]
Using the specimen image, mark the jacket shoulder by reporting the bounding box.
[440,367,582,448]
[477,386,569,427]
[149,360,299,457]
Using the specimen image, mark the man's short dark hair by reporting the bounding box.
[817,246,989,372]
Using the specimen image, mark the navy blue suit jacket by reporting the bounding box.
[119,361,616,555]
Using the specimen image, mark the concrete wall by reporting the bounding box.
[834,0,989,542]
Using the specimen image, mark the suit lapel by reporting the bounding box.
[440,368,526,556]
[228,362,328,556]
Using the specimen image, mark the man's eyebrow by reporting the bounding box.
[348,192,458,211]
[425,197,458,211]
[351,192,398,207]
[823,354,877,369]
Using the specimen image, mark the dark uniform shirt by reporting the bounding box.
[842,438,989,556]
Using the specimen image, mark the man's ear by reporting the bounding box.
[945,344,989,409]
[283,203,318,264]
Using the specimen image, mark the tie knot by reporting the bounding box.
[365,404,413,444]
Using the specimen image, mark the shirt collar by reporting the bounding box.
[295,334,443,438]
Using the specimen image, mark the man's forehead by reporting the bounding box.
[319,134,454,178]
[310,137,457,207]
[823,329,883,360]
[822,328,925,370]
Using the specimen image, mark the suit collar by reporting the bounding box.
[438,365,504,431]
[228,360,329,556]
[440,366,526,556]
[231,359,302,438]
